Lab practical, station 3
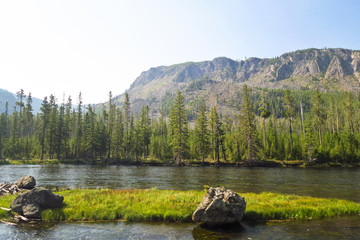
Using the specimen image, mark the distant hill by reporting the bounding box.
[0,89,42,114]
[111,48,360,117]
[0,89,17,113]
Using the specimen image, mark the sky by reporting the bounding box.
[1,0,360,104]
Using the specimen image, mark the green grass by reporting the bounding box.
[41,189,203,222]
[0,194,16,220]
[1,189,359,223]
[243,192,360,221]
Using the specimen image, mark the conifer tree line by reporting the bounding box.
[0,86,359,165]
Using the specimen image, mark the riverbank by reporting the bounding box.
[1,189,359,223]
[1,158,359,168]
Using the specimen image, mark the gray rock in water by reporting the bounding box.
[16,176,36,189]
[10,187,64,219]
[192,187,246,226]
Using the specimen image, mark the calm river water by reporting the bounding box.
[0,165,359,239]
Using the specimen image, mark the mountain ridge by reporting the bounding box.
[113,48,360,116]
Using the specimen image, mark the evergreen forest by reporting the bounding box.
[0,86,359,166]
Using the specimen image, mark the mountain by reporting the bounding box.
[0,89,42,114]
[0,89,17,113]
[112,48,360,117]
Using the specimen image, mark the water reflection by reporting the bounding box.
[192,223,245,240]
[1,217,359,240]
[192,217,360,240]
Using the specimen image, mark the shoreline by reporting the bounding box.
[1,158,359,168]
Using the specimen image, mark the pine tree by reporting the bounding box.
[40,97,50,160]
[15,89,25,155]
[94,112,108,161]
[300,100,305,138]
[0,108,8,160]
[83,105,96,161]
[123,93,131,160]
[9,107,18,159]
[284,89,295,151]
[107,91,115,159]
[312,89,326,145]
[344,92,354,133]
[209,106,220,162]
[328,96,336,134]
[23,93,34,136]
[209,106,227,163]
[151,110,169,161]
[56,102,65,159]
[23,93,34,158]
[64,96,72,159]
[234,114,242,162]
[239,84,258,165]
[112,108,124,162]
[169,91,189,165]
[304,116,317,162]
[132,116,144,162]
[258,90,271,148]
[75,92,83,160]
[140,105,151,160]
[128,114,135,160]
[209,107,217,161]
[267,116,279,159]
[194,104,211,163]
[48,95,58,159]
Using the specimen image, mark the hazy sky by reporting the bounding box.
[1,0,359,104]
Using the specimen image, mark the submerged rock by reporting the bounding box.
[10,187,63,219]
[192,187,246,226]
[16,176,36,189]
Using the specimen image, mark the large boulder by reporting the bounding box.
[192,187,246,226]
[10,187,63,219]
[16,176,36,189]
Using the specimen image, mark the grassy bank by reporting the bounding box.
[6,159,78,165]
[1,189,359,222]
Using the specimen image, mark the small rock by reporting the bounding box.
[192,187,246,226]
[16,176,36,189]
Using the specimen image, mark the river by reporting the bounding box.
[0,165,359,239]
